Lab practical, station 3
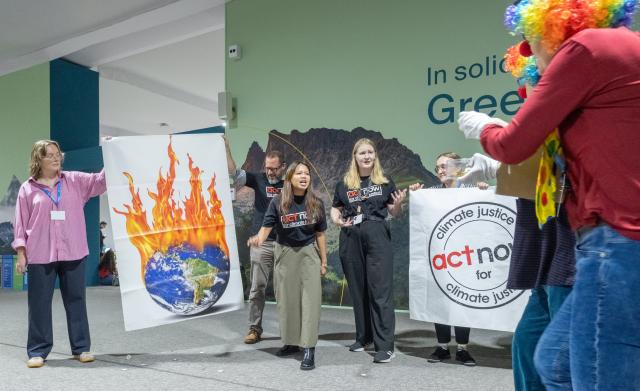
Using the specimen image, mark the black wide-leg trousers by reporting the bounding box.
[339,221,395,352]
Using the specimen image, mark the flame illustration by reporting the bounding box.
[114,137,229,276]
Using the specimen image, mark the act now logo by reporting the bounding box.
[265,186,281,198]
[428,202,524,309]
[280,211,311,228]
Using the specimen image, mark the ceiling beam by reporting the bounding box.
[100,125,147,137]
[0,0,227,77]
[66,5,224,68]
[100,66,218,113]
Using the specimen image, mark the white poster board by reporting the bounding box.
[103,134,243,330]
[409,188,528,332]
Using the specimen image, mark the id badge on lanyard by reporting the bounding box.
[353,178,371,225]
[42,181,65,221]
[352,212,363,225]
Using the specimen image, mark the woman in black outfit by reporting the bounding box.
[330,138,407,363]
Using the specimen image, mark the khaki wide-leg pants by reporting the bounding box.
[274,242,322,348]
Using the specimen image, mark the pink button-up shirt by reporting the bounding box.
[12,170,107,264]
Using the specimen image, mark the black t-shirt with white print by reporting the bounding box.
[332,176,396,221]
[245,172,284,238]
[263,194,327,247]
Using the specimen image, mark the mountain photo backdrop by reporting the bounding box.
[233,127,439,309]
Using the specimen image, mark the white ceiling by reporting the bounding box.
[0,0,227,136]
[0,0,178,62]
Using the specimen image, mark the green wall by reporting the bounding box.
[225,0,519,163]
[0,64,50,191]
[225,0,527,308]
[0,62,101,285]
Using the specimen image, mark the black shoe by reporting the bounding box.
[276,345,300,357]
[427,346,451,363]
[455,349,476,366]
[300,347,315,370]
[348,341,372,352]
[373,350,395,363]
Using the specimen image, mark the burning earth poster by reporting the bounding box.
[103,134,243,330]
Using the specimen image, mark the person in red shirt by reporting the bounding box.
[458,1,640,389]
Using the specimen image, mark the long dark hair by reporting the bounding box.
[279,161,323,222]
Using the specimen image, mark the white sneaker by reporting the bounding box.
[27,356,44,368]
[373,350,395,363]
[74,352,95,363]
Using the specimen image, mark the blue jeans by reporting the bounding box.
[512,285,571,391]
[534,224,640,390]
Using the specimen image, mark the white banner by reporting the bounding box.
[409,188,528,332]
[103,134,243,330]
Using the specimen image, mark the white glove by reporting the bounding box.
[458,111,508,140]
[457,153,501,185]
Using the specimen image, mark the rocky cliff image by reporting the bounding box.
[233,127,439,309]
[0,175,20,255]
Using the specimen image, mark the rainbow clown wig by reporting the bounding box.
[504,43,541,95]
[504,0,638,53]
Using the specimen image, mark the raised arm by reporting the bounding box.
[387,189,407,217]
[76,169,107,202]
[223,135,237,176]
[480,41,596,163]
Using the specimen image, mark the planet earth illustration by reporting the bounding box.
[144,243,230,315]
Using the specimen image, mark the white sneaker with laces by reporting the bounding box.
[373,350,395,363]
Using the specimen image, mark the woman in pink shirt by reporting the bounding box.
[12,140,106,368]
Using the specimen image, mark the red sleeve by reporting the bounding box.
[480,40,597,164]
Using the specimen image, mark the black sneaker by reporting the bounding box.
[300,347,315,370]
[427,346,451,363]
[348,341,372,352]
[276,345,300,357]
[373,350,395,363]
[455,349,477,366]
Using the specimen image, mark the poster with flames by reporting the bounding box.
[102,134,243,331]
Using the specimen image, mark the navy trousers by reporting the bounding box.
[27,259,90,358]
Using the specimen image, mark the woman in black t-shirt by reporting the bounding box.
[248,161,327,371]
[330,138,407,364]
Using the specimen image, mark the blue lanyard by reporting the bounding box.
[41,181,62,207]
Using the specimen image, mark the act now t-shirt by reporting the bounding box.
[239,170,284,238]
[263,195,327,247]
[332,176,396,221]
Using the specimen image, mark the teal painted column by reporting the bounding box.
[49,59,101,286]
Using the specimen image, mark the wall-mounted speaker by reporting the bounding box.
[218,91,234,120]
